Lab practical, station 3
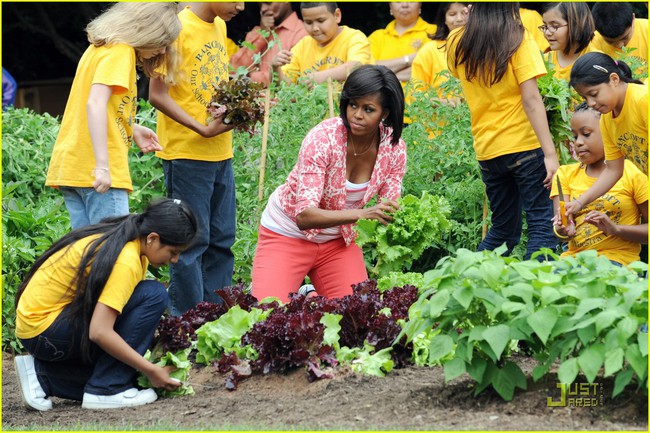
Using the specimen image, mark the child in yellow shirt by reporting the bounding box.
[565,53,647,219]
[552,103,647,266]
[272,2,372,85]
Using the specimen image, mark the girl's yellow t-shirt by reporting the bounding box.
[282,26,373,83]
[16,238,148,339]
[601,83,648,174]
[45,44,137,190]
[550,161,647,265]
[544,45,601,82]
[447,28,547,161]
[155,7,233,162]
[368,17,436,61]
[411,40,448,91]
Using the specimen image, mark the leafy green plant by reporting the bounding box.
[397,247,648,401]
[355,191,451,277]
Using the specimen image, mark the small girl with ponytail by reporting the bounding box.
[14,198,197,411]
[565,52,647,218]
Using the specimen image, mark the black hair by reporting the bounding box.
[16,198,198,361]
[300,2,337,14]
[339,65,404,145]
[430,2,468,41]
[569,52,644,87]
[591,3,634,39]
[541,3,594,55]
[573,101,601,117]
[451,2,523,86]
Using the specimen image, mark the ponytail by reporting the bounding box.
[16,198,197,361]
[570,52,644,88]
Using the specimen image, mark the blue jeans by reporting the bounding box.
[478,148,556,260]
[60,187,129,230]
[19,280,168,400]
[163,159,236,315]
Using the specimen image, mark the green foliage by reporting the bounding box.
[138,348,194,397]
[355,191,451,278]
[397,248,648,401]
[538,58,578,165]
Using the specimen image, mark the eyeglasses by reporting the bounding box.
[538,24,568,34]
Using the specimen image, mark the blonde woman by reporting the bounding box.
[45,3,182,229]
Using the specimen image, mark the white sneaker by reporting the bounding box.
[14,354,53,411]
[298,284,316,297]
[82,388,157,410]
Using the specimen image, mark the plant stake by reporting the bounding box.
[258,87,272,201]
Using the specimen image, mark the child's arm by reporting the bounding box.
[87,84,113,193]
[312,61,361,83]
[132,124,162,154]
[89,302,181,391]
[519,78,559,189]
[552,195,576,238]
[583,200,648,244]
[148,78,233,138]
[564,157,625,217]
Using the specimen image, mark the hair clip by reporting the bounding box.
[592,65,608,73]
[173,199,182,205]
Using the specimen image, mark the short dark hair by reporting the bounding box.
[339,65,405,145]
[542,3,594,55]
[300,2,338,14]
[573,101,600,117]
[591,3,634,39]
[569,52,644,87]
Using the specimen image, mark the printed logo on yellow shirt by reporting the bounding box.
[190,40,229,107]
[116,92,136,146]
[572,194,621,249]
[617,132,648,173]
[303,56,344,78]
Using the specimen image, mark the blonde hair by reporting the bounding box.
[86,3,182,83]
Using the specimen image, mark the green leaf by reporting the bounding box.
[527,307,558,345]
[480,260,503,289]
[624,344,647,380]
[638,332,648,357]
[320,313,342,347]
[616,317,638,342]
[482,324,510,359]
[557,358,579,385]
[578,344,605,383]
[428,334,454,363]
[428,289,450,319]
[491,361,527,401]
[604,347,624,377]
[466,357,488,382]
[572,298,605,321]
[594,310,623,335]
[452,285,474,309]
[443,358,466,382]
[612,368,634,397]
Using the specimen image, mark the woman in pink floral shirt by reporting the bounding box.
[252,65,407,303]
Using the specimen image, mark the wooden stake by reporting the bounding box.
[258,87,272,201]
[327,77,334,118]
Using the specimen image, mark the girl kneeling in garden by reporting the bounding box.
[551,103,647,265]
[252,65,407,303]
[14,199,197,410]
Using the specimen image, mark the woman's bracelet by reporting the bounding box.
[553,225,570,240]
[404,55,410,66]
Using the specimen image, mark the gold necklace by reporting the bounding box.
[350,137,374,157]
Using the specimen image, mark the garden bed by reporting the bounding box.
[2,352,647,431]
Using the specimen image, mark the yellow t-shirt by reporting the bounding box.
[45,44,137,191]
[550,161,647,265]
[601,83,648,174]
[155,7,233,162]
[368,18,436,61]
[411,40,448,90]
[447,29,547,160]
[591,18,648,64]
[520,8,550,53]
[16,237,149,339]
[282,26,373,83]
[226,37,239,58]
[544,45,601,81]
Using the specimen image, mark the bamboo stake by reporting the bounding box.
[482,191,489,239]
[258,87,272,201]
[327,77,334,118]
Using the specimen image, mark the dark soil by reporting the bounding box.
[2,352,647,431]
